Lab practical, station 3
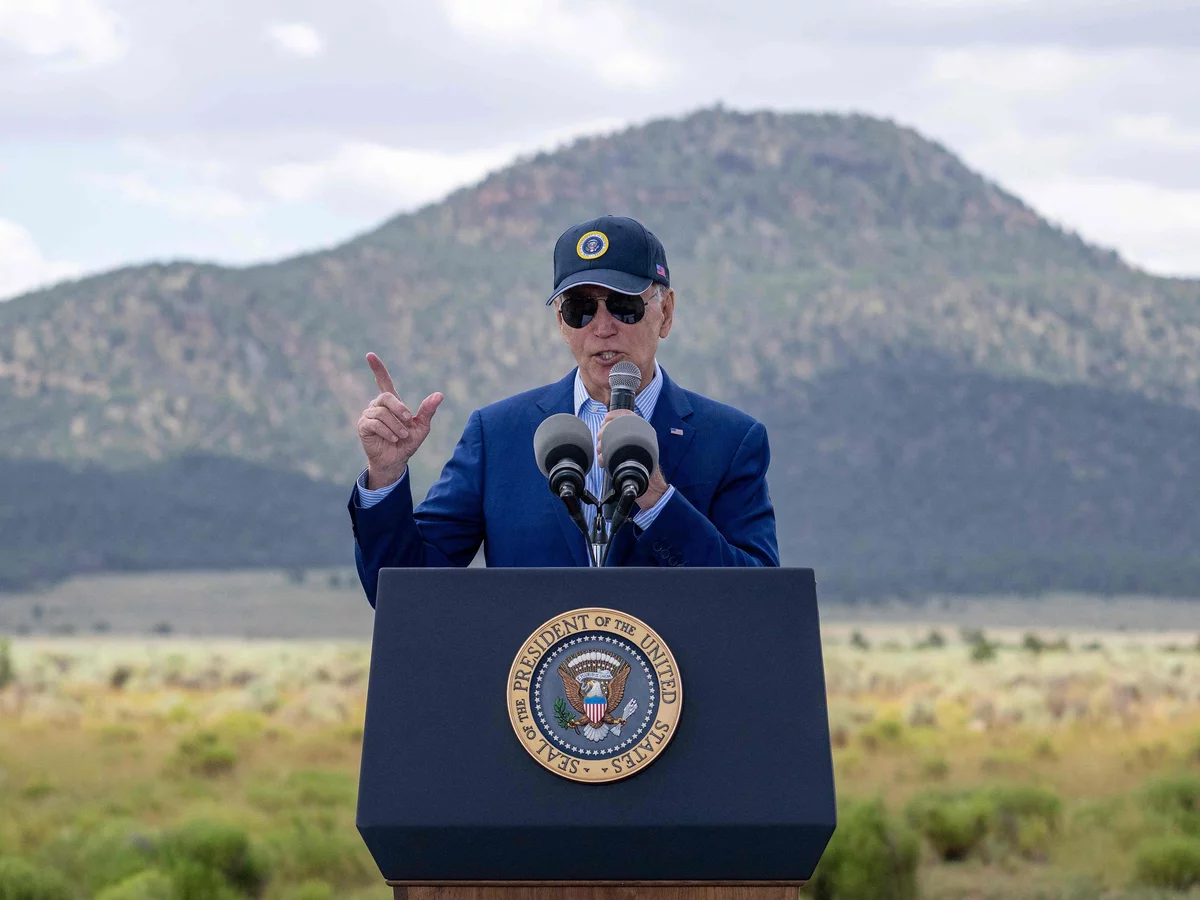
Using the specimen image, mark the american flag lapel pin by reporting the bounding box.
[670,427,684,436]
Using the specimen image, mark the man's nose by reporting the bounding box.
[590,300,619,335]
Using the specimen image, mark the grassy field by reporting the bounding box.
[0,574,1199,898]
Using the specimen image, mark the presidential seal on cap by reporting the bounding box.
[546,215,670,304]
[507,608,682,783]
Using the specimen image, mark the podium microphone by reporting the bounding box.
[534,414,596,539]
[599,414,659,565]
[602,361,642,521]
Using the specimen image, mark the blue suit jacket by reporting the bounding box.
[348,368,779,605]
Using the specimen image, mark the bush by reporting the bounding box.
[1134,835,1200,890]
[170,731,237,777]
[809,799,919,900]
[281,881,335,900]
[915,629,945,650]
[167,860,244,900]
[859,718,904,753]
[0,857,72,900]
[77,821,158,894]
[161,820,269,897]
[284,771,357,809]
[987,784,1062,856]
[0,637,13,689]
[906,790,991,861]
[94,870,173,900]
[849,631,870,651]
[261,815,370,884]
[1142,773,1200,836]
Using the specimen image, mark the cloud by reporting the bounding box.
[0,0,126,66]
[260,142,514,216]
[91,173,260,221]
[1012,176,1200,276]
[0,219,81,300]
[266,22,324,58]
[440,0,674,89]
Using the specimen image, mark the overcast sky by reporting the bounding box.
[1,0,1197,299]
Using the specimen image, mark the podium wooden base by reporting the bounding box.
[389,883,803,900]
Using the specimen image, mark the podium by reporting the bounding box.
[357,568,836,900]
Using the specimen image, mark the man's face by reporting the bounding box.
[556,284,675,403]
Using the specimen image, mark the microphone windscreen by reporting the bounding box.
[608,361,641,402]
[533,413,594,476]
[601,414,658,475]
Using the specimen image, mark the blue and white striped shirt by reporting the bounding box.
[357,364,675,539]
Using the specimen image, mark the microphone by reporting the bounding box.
[600,415,659,563]
[534,414,595,537]
[607,361,641,412]
[602,362,642,520]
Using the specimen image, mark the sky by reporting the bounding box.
[1,0,1197,300]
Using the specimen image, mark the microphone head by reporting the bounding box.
[602,414,658,476]
[534,413,594,477]
[608,361,642,396]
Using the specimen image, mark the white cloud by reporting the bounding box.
[925,46,1102,93]
[266,22,324,58]
[0,0,126,66]
[91,173,260,221]
[260,142,515,214]
[0,219,81,300]
[440,0,674,88]
[1013,176,1200,276]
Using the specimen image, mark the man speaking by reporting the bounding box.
[348,215,778,604]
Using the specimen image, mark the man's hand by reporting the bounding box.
[357,352,444,490]
[596,409,669,510]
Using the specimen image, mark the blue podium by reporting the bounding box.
[357,568,835,900]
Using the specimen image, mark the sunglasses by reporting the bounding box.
[558,290,646,328]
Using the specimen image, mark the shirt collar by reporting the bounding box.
[574,360,662,419]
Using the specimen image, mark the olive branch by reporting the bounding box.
[554,697,576,730]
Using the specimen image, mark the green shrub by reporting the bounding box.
[915,629,946,650]
[0,637,13,690]
[170,731,237,777]
[261,815,370,884]
[859,718,904,753]
[920,756,949,781]
[72,821,159,894]
[94,870,173,900]
[0,856,72,900]
[166,860,243,900]
[1142,773,1200,836]
[987,784,1062,855]
[970,641,998,662]
[284,770,357,809]
[1133,835,1200,890]
[849,631,870,651]
[809,799,919,900]
[280,881,334,900]
[906,790,991,861]
[161,820,268,897]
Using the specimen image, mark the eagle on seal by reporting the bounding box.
[557,652,633,742]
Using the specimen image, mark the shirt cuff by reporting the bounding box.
[632,484,675,530]
[356,467,407,509]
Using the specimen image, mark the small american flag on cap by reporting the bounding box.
[656,264,666,277]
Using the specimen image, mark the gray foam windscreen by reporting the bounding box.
[533,413,594,476]
[601,414,659,474]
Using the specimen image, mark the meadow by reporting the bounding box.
[0,600,1198,898]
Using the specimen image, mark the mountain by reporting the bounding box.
[2,106,1199,599]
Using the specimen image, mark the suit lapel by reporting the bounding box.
[535,370,591,567]
[605,368,696,566]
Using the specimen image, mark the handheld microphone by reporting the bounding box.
[534,414,595,537]
[602,362,642,520]
[607,361,641,412]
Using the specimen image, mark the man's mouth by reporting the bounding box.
[597,351,620,361]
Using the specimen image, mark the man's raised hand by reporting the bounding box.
[357,352,444,490]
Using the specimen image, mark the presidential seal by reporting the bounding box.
[507,608,682,784]
[575,230,609,260]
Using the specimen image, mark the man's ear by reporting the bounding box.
[555,301,569,342]
[658,288,675,339]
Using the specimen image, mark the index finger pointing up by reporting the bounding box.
[366,352,397,397]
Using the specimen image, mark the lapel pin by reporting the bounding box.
[670,427,684,435]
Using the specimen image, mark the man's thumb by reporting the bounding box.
[417,392,444,422]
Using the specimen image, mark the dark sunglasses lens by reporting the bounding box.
[560,296,597,328]
[606,294,645,324]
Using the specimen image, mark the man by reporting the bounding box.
[349,215,778,605]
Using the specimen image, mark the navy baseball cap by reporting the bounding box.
[545,215,670,305]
